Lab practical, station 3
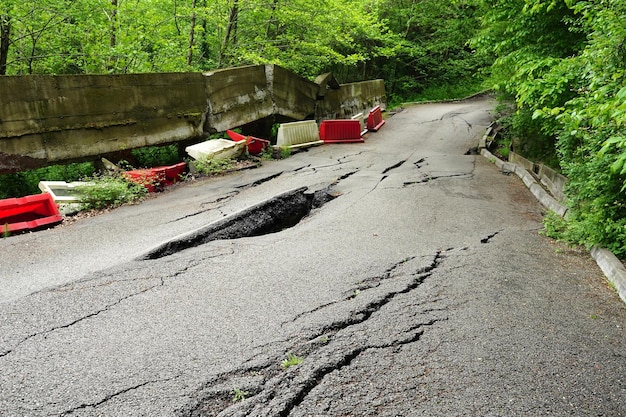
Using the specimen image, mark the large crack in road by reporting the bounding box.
[139,187,339,260]
[182,249,455,417]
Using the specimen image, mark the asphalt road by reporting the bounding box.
[1,96,625,416]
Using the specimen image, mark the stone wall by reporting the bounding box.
[0,65,386,173]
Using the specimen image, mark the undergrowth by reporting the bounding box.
[75,175,147,210]
[192,157,236,175]
[389,76,487,108]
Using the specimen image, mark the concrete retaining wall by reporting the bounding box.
[509,151,568,202]
[508,151,535,172]
[316,79,387,121]
[537,163,567,201]
[0,65,386,173]
[1,73,208,173]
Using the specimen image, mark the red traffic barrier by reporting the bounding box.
[319,119,364,143]
[0,193,62,234]
[123,169,164,192]
[226,130,270,155]
[123,162,187,192]
[163,162,188,185]
[367,105,386,132]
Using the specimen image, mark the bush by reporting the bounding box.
[192,158,235,176]
[75,175,147,210]
[131,145,180,167]
[0,162,95,199]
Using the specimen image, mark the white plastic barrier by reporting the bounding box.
[38,180,94,214]
[275,120,324,150]
[185,138,245,160]
[351,112,368,137]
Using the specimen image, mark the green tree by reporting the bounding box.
[377,0,488,102]
[552,1,626,255]
[0,0,489,96]
[474,0,626,255]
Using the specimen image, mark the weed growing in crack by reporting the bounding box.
[2,223,9,238]
[261,145,275,161]
[280,146,291,159]
[281,352,303,369]
[231,387,249,402]
[607,280,617,293]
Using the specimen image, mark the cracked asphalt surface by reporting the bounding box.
[2,96,626,416]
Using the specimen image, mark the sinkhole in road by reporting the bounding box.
[138,186,337,260]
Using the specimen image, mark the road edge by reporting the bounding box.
[481,147,626,305]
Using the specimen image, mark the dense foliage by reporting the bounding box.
[473,0,626,256]
[0,0,487,100]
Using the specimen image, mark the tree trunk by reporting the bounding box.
[265,0,279,39]
[0,14,10,75]
[110,0,117,49]
[199,0,210,64]
[187,0,197,66]
[107,0,118,71]
[219,0,239,67]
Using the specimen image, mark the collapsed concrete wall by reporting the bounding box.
[0,65,386,174]
[0,72,207,173]
[315,79,387,121]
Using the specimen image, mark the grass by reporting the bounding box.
[131,144,179,167]
[261,145,275,161]
[192,157,236,175]
[0,162,95,200]
[231,387,249,402]
[281,352,303,369]
[389,77,488,109]
[280,146,291,159]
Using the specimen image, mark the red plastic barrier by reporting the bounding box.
[319,120,364,143]
[0,193,62,234]
[226,130,270,155]
[367,105,386,132]
[163,162,188,185]
[123,169,164,192]
[124,162,187,192]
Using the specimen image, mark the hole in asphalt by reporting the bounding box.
[138,187,338,260]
